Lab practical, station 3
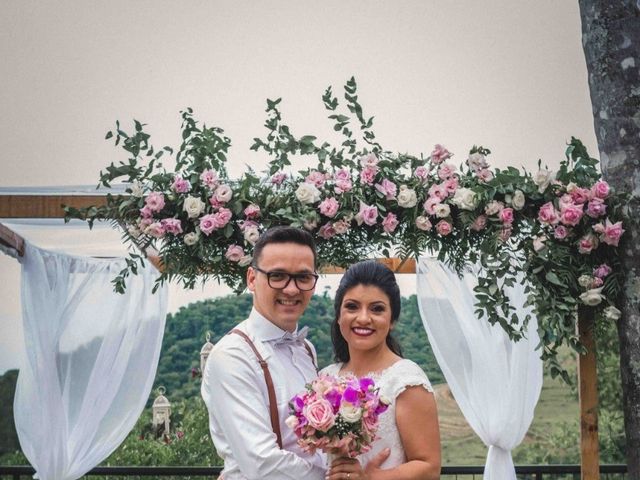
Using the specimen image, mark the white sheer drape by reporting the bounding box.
[416,257,542,480]
[14,242,168,480]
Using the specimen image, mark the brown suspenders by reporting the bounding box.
[229,329,317,449]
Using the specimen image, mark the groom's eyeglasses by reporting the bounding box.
[252,266,319,291]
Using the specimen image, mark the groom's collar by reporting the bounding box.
[247,307,304,343]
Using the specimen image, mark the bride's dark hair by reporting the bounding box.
[331,260,403,363]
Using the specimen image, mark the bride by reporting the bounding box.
[322,260,441,480]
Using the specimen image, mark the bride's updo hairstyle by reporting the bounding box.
[332,260,403,362]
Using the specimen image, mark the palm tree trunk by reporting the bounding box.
[578,1,640,477]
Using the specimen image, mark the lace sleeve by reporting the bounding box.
[384,360,434,400]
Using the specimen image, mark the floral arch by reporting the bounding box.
[66,78,626,383]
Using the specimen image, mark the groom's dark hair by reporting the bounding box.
[331,260,403,362]
[252,226,317,268]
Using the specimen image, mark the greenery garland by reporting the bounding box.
[66,78,627,381]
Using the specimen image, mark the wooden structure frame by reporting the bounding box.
[0,193,601,479]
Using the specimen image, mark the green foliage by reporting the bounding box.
[0,370,20,456]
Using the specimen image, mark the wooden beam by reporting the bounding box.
[0,195,108,218]
[320,257,416,274]
[0,223,25,256]
[578,305,600,480]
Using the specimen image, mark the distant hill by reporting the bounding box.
[153,293,445,400]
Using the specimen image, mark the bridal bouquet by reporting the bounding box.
[286,374,389,458]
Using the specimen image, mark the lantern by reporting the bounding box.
[200,331,214,375]
[152,386,171,436]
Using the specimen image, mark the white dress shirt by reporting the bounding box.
[201,308,326,480]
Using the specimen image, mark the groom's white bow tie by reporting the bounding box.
[274,326,309,346]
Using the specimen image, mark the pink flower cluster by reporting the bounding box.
[287,374,389,458]
[535,181,624,254]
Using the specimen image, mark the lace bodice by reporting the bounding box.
[320,359,433,470]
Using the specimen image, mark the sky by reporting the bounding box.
[0,1,599,374]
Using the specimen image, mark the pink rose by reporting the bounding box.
[499,207,514,225]
[200,169,219,189]
[334,169,353,193]
[139,205,153,219]
[558,194,574,210]
[559,203,584,226]
[554,225,570,240]
[601,219,624,246]
[318,222,337,239]
[213,207,233,228]
[360,166,378,185]
[303,398,336,432]
[225,244,245,262]
[591,180,610,199]
[428,183,448,201]
[306,170,326,188]
[382,212,399,233]
[333,219,350,234]
[271,173,287,185]
[161,218,183,235]
[443,177,459,195]
[538,202,560,225]
[358,203,378,226]
[374,179,397,200]
[423,196,441,215]
[436,220,452,236]
[586,199,607,218]
[470,215,488,231]
[244,204,261,219]
[171,175,191,193]
[214,184,233,203]
[145,192,165,212]
[144,222,165,238]
[414,166,428,182]
[578,233,599,254]
[319,197,340,218]
[199,214,218,235]
[240,220,258,232]
[437,163,456,180]
[570,187,591,204]
[593,264,612,279]
[430,144,452,165]
[477,169,494,182]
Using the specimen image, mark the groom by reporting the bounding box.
[201,226,327,479]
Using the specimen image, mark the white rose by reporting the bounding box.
[415,216,432,231]
[484,200,504,216]
[512,190,526,210]
[339,404,362,423]
[397,185,417,208]
[451,188,478,211]
[532,235,547,252]
[284,415,299,429]
[604,306,622,320]
[580,287,605,306]
[295,183,321,204]
[578,275,593,288]
[533,169,554,193]
[130,180,144,198]
[238,255,253,267]
[183,232,200,246]
[434,203,451,218]
[214,184,233,203]
[244,227,260,245]
[467,152,488,171]
[566,182,578,193]
[183,196,205,219]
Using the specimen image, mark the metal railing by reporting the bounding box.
[0,464,629,480]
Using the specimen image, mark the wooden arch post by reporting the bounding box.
[0,193,601,478]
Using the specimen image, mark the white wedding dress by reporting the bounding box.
[320,359,433,469]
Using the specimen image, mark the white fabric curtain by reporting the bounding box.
[14,242,168,480]
[416,257,543,480]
